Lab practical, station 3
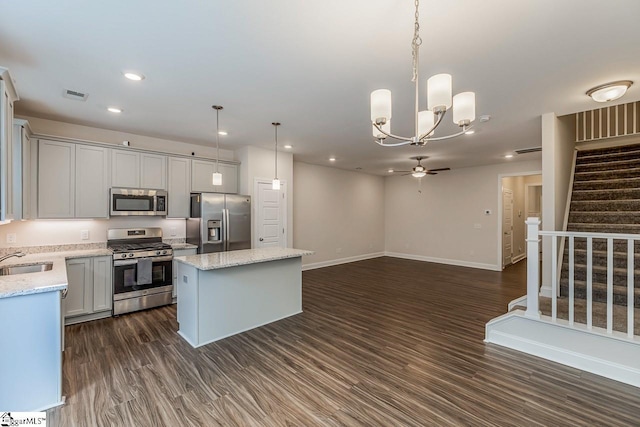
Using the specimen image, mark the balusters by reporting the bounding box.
[551,235,557,321]
[569,236,574,326]
[587,237,593,330]
[628,239,635,338]
[606,238,613,334]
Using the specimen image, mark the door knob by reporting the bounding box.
[259,238,264,241]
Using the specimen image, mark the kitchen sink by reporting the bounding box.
[0,262,53,276]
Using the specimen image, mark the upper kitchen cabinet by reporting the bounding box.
[12,119,32,220]
[38,140,109,219]
[167,156,191,218]
[0,67,19,222]
[111,149,167,190]
[75,144,109,218]
[38,139,75,218]
[191,159,238,194]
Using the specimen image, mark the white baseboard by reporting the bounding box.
[540,285,553,298]
[486,311,640,388]
[302,252,384,271]
[384,251,500,271]
[507,295,528,311]
[511,253,526,264]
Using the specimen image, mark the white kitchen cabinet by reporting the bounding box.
[191,159,238,194]
[140,152,167,190]
[11,119,31,220]
[167,156,191,218]
[92,256,113,312]
[173,247,197,299]
[112,149,167,190]
[64,258,93,318]
[0,68,18,222]
[111,149,140,188]
[38,139,75,218]
[64,256,113,324]
[75,144,109,218]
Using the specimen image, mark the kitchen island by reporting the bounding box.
[174,247,313,348]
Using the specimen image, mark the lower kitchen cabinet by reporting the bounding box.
[173,247,197,299]
[64,255,113,325]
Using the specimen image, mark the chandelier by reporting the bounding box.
[371,0,477,147]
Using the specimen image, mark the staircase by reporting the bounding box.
[561,143,640,306]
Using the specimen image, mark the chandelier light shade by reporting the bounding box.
[370,0,479,147]
[586,80,633,103]
[272,122,281,190]
[212,105,223,186]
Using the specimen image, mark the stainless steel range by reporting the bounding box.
[107,227,173,315]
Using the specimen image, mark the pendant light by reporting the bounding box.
[212,105,223,186]
[272,122,281,190]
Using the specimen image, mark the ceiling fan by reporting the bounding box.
[393,156,451,178]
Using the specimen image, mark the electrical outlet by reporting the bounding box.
[80,230,89,240]
[6,233,16,244]
[170,227,177,237]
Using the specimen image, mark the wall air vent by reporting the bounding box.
[63,89,88,101]
[514,147,542,155]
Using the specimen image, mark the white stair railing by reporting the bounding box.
[525,217,638,338]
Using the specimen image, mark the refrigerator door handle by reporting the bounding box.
[224,208,230,251]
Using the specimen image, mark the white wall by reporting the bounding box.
[0,217,186,248]
[237,146,294,248]
[385,160,542,271]
[541,113,575,293]
[293,162,385,268]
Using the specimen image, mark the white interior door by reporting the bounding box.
[255,181,286,248]
[502,188,514,268]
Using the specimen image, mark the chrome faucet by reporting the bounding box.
[0,252,26,263]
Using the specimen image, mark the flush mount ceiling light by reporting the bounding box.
[504,154,514,159]
[272,122,281,190]
[329,157,336,162]
[218,131,228,136]
[123,72,145,81]
[107,107,122,113]
[212,105,223,186]
[284,144,292,149]
[586,80,633,103]
[370,0,478,147]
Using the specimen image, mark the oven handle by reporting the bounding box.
[113,255,173,267]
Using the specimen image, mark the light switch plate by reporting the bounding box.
[80,230,89,240]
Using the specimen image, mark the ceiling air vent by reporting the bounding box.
[515,147,542,155]
[63,89,88,101]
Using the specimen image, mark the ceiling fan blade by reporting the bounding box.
[401,173,414,176]
[427,172,437,175]
[427,167,450,172]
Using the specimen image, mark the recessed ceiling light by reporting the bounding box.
[388,169,394,173]
[587,80,632,103]
[504,154,514,159]
[123,72,145,81]
[465,130,475,135]
[218,131,228,136]
[329,157,336,162]
[284,144,292,149]
[107,107,122,113]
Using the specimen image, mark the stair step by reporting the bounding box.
[571,189,640,201]
[573,176,640,191]
[575,158,640,173]
[569,239,640,252]
[563,248,640,268]
[577,144,640,158]
[577,149,640,165]
[568,211,640,224]
[559,279,640,306]
[567,223,640,234]
[570,199,640,211]
[574,167,640,181]
[560,262,640,283]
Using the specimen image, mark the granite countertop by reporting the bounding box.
[0,249,113,299]
[171,243,198,250]
[175,247,314,271]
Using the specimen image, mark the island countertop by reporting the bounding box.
[175,247,314,271]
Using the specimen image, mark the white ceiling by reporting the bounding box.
[1,0,639,175]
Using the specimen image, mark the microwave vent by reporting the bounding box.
[63,89,88,101]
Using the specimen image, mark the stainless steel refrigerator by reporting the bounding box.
[186,193,251,253]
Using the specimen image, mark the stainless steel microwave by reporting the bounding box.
[110,188,167,216]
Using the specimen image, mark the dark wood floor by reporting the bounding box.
[48,257,640,426]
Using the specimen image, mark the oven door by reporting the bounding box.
[113,257,173,294]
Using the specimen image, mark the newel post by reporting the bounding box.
[525,217,541,319]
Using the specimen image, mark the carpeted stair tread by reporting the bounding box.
[569,239,640,252]
[575,158,640,173]
[573,177,640,191]
[560,262,640,283]
[577,150,640,165]
[558,279,640,306]
[568,212,640,224]
[538,296,640,335]
[574,168,640,181]
[577,143,640,157]
[571,188,640,201]
[567,223,640,233]
[564,248,640,268]
[570,200,640,211]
